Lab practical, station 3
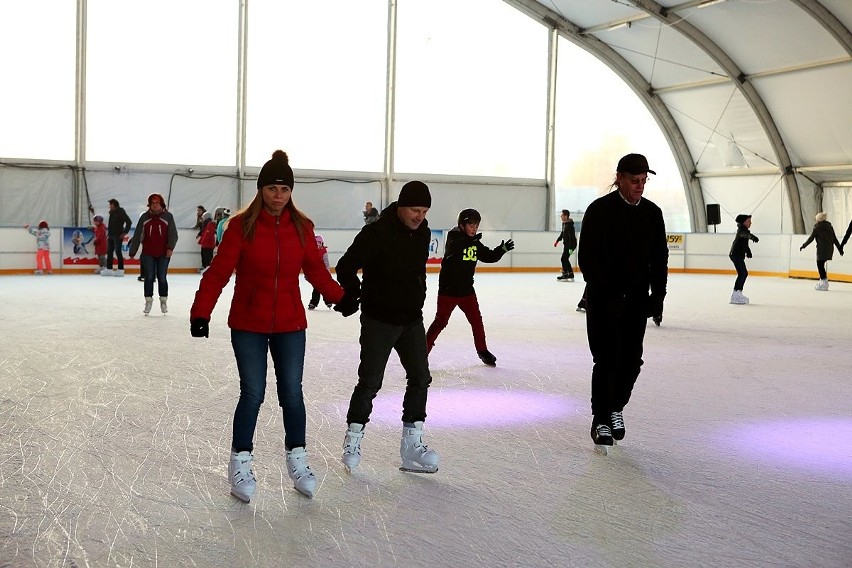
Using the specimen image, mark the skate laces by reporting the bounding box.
[288,450,314,480]
[231,454,255,483]
[610,412,624,430]
[343,429,363,455]
[595,424,612,437]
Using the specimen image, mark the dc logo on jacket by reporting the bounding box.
[462,245,477,262]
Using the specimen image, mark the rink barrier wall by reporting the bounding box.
[0,228,849,282]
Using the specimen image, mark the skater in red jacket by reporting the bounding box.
[190,150,346,500]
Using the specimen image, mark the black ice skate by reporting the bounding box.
[591,423,613,455]
[610,411,625,441]
[477,349,497,367]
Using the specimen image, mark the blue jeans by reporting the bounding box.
[231,329,307,452]
[346,315,432,425]
[141,254,170,298]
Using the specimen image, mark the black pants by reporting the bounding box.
[561,246,574,276]
[730,255,748,291]
[346,314,432,425]
[586,288,647,422]
[201,248,214,269]
[106,235,125,269]
[817,260,827,280]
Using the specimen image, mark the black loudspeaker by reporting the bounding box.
[706,203,721,225]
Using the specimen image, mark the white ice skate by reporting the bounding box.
[143,297,153,315]
[113,269,125,277]
[729,290,748,304]
[400,422,439,473]
[286,447,317,498]
[229,450,256,502]
[815,279,829,291]
[159,296,168,314]
[342,423,364,473]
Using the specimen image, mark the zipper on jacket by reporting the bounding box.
[272,215,280,331]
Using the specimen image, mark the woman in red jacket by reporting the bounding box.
[190,150,345,500]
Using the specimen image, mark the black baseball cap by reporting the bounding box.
[617,153,656,175]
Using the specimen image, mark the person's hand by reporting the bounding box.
[334,293,359,317]
[24,224,30,229]
[800,244,805,251]
[751,235,759,243]
[553,241,558,247]
[166,249,173,257]
[840,247,845,256]
[190,318,209,338]
[746,251,752,258]
[646,293,664,319]
[500,239,514,252]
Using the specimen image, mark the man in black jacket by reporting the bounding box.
[425,208,514,366]
[554,209,577,281]
[104,198,132,276]
[335,181,440,474]
[578,154,668,452]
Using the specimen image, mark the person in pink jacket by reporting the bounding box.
[190,150,347,501]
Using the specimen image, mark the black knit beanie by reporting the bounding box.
[257,150,294,190]
[397,181,431,208]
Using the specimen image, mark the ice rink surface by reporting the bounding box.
[0,271,850,568]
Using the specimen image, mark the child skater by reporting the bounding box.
[197,211,216,273]
[729,214,759,304]
[800,211,843,291]
[425,208,514,366]
[92,215,108,274]
[307,234,334,310]
[24,221,52,274]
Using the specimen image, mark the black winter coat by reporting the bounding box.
[578,191,668,303]
[107,207,132,237]
[336,202,430,325]
[801,220,842,261]
[437,227,506,297]
[556,220,577,250]
[729,224,757,259]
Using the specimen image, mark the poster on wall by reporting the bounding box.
[428,229,444,265]
[62,227,139,266]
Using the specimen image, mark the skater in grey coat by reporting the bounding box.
[800,211,843,291]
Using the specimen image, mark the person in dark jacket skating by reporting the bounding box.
[578,153,668,452]
[334,181,440,474]
[728,214,759,304]
[190,150,345,500]
[800,211,843,291]
[103,198,132,276]
[425,208,514,366]
[554,209,577,281]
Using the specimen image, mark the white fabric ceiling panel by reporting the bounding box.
[820,0,852,31]
[699,174,790,234]
[687,2,847,74]
[661,84,774,172]
[549,0,636,29]
[594,21,724,88]
[754,64,852,169]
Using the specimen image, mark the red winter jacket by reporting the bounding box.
[190,208,344,333]
[198,219,217,249]
[93,223,107,255]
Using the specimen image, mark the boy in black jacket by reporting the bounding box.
[425,208,514,367]
[729,214,759,304]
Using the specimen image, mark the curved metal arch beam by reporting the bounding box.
[790,0,852,55]
[630,0,805,233]
[503,0,706,231]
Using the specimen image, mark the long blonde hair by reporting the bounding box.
[236,190,313,246]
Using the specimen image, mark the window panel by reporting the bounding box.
[394,0,548,178]
[245,0,388,172]
[0,1,76,160]
[86,0,237,165]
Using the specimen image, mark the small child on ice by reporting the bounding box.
[426,208,514,366]
[729,214,758,304]
[307,234,334,310]
[25,220,52,274]
[92,215,108,273]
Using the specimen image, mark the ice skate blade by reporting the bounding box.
[399,465,438,474]
[594,444,610,456]
[230,490,251,503]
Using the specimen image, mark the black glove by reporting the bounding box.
[190,318,209,338]
[334,292,360,317]
[750,235,759,243]
[500,239,514,252]
[746,251,752,258]
[800,244,805,251]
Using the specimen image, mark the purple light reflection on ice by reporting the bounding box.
[366,388,582,428]
[722,418,852,476]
